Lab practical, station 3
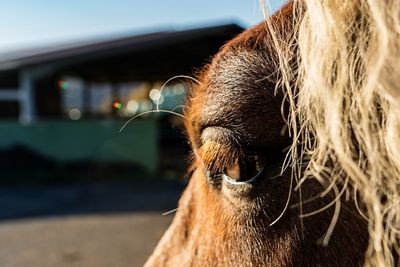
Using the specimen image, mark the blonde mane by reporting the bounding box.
[264,0,400,265]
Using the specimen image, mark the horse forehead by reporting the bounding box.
[191,48,284,143]
[209,49,271,88]
[186,23,285,141]
[200,45,280,115]
[206,25,278,94]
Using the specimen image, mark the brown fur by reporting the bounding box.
[145,3,368,266]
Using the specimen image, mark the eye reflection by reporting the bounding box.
[223,156,262,183]
[225,160,241,181]
[205,154,265,186]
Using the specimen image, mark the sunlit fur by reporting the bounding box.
[264,0,400,266]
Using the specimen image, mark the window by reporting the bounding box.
[89,83,112,116]
[60,76,84,120]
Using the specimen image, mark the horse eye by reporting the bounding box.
[224,156,263,183]
[225,160,242,181]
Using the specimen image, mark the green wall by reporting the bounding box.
[0,120,158,173]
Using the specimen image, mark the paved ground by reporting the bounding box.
[0,180,185,267]
[0,213,173,267]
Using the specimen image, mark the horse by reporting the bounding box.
[144,2,371,266]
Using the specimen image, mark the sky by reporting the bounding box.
[0,0,285,52]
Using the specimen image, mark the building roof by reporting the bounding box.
[0,24,243,72]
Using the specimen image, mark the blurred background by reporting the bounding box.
[0,0,283,266]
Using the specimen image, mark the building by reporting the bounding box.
[0,24,243,175]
